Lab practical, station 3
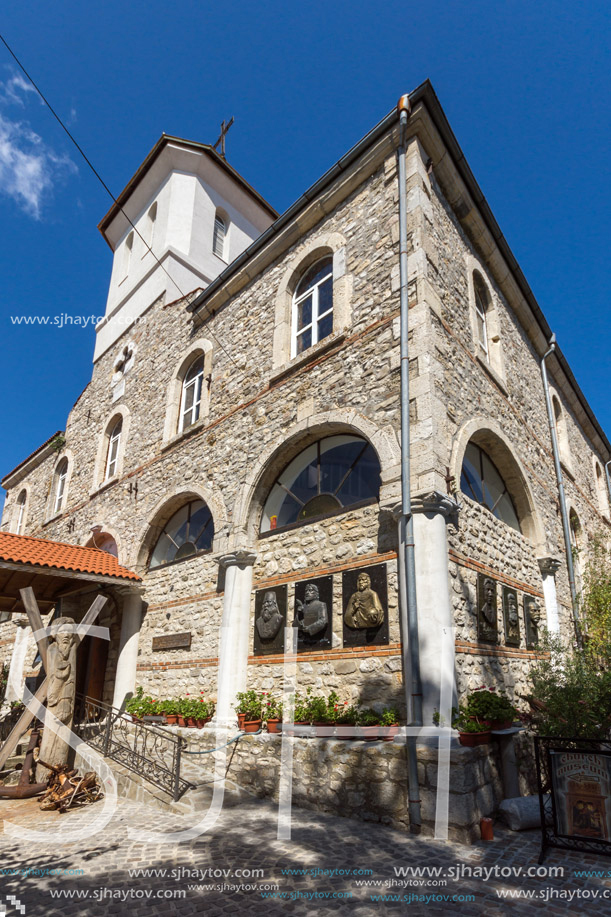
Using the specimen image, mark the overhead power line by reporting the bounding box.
[0,31,243,374]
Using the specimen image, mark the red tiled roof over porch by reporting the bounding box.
[0,532,141,582]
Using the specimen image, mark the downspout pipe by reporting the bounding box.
[396,94,423,834]
[540,335,582,646]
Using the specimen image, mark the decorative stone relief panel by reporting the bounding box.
[253,585,287,656]
[342,564,389,647]
[502,586,520,647]
[524,595,542,649]
[477,573,498,644]
[292,576,332,652]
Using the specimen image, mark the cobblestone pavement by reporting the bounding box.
[0,793,609,916]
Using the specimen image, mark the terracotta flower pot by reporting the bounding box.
[381,725,399,742]
[459,731,490,747]
[360,725,381,741]
[177,715,186,727]
[237,713,246,729]
[266,718,282,734]
[195,717,211,728]
[166,715,178,725]
[243,719,262,733]
[490,719,513,731]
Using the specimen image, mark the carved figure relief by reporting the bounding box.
[477,574,498,643]
[253,586,287,656]
[503,586,520,647]
[524,595,542,648]
[36,617,78,780]
[342,565,389,648]
[293,576,332,650]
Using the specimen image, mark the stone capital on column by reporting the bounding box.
[114,584,145,598]
[393,491,461,519]
[538,556,562,577]
[217,549,257,570]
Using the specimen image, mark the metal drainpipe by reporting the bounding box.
[540,335,582,646]
[396,93,422,834]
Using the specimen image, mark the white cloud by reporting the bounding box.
[0,72,76,219]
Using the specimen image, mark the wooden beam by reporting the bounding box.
[20,587,49,674]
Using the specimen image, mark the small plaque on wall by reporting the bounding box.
[477,573,498,644]
[293,576,332,652]
[253,585,287,656]
[502,586,520,647]
[342,564,389,648]
[152,631,192,651]
[524,595,542,648]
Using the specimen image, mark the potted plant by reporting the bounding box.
[235,689,263,732]
[161,699,179,725]
[357,707,380,740]
[379,706,400,741]
[454,709,491,746]
[194,697,215,728]
[334,702,359,738]
[264,696,283,734]
[464,687,516,730]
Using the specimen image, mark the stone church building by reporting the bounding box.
[1,79,610,759]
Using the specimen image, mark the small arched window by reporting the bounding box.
[460,441,521,532]
[261,435,380,533]
[123,231,134,278]
[15,490,27,535]
[473,272,490,361]
[149,499,215,569]
[105,419,123,480]
[291,257,333,358]
[552,395,572,469]
[145,202,157,249]
[594,461,610,517]
[179,356,205,432]
[569,508,584,591]
[53,459,68,515]
[212,213,226,259]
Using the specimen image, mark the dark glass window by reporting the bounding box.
[292,257,333,357]
[261,435,380,533]
[149,500,214,569]
[460,442,521,532]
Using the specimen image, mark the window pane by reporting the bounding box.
[149,499,214,568]
[297,295,312,330]
[317,311,333,343]
[296,327,312,355]
[318,277,333,315]
[295,257,332,297]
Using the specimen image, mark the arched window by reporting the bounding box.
[179,356,205,432]
[261,435,380,533]
[105,419,122,481]
[594,461,610,517]
[145,201,157,249]
[460,441,521,532]
[212,213,226,259]
[473,272,490,361]
[122,231,134,278]
[552,395,572,469]
[87,528,119,557]
[15,490,27,535]
[569,508,583,592]
[291,257,333,358]
[149,500,215,569]
[53,459,68,515]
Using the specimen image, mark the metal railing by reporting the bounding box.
[73,693,190,801]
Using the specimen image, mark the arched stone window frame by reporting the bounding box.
[91,407,131,493]
[162,340,213,444]
[233,411,401,545]
[132,484,228,575]
[451,418,546,553]
[47,451,75,520]
[567,503,586,594]
[272,232,353,372]
[465,255,506,388]
[13,485,30,535]
[212,208,229,262]
[549,387,573,474]
[84,524,122,561]
[593,458,610,519]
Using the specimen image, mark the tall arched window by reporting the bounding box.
[569,508,583,593]
[122,231,134,279]
[460,441,521,532]
[149,500,214,569]
[212,213,226,259]
[291,257,333,358]
[105,419,122,480]
[145,201,157,249]
[261,435,380,533]
[473,272,490,362]
[552,395,572,469]
[15,490,27,535]
[179,356,205,432]
[53,459,68,515]
[594,461,610,517]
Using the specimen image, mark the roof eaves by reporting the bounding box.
[2,431,63,490]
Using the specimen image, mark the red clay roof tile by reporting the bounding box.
[0,532,141,582]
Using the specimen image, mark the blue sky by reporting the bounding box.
[0,1,609,508]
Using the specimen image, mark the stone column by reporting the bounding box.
[3,615,30,705]
[112,588,143,709]
[538,556,562,634]
[215,550,257,727]
[409,491,460,728]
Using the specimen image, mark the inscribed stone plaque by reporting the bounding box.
[253,585,287,656]
[152,632,192,651]
[477,573,498,644]
[502,586,520,647]
[524,595,542,648]
[293,576,332,652]
[342,564,389,648]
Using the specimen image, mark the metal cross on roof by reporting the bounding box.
[213,117,234,159]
